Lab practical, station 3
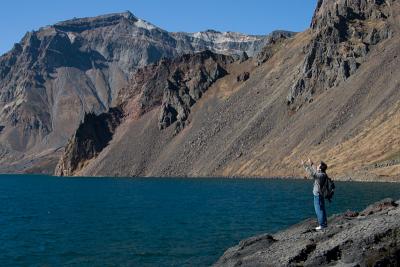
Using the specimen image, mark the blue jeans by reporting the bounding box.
[314,195,327,227]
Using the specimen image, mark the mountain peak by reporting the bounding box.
[119,11,136,19]
[204,29,222,34]
[53,11,139,32]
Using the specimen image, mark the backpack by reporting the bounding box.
[321,176,335,202]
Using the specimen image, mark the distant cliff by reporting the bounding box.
[213,198,400,266]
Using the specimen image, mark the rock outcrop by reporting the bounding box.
[237,72,250,82]
[287,0,394,108]
[118,50,233,131]
[255,31,293,65]
[158,53,232,131]
[213,198,400,267]
[55,107,123,176]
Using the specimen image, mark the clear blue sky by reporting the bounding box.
[0,0,317,55]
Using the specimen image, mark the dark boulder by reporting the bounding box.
[237,72,250,82]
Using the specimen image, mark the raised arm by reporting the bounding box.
[302,158,317,177]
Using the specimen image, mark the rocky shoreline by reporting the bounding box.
[213,198,400,266]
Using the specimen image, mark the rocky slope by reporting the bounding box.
[55,51,234,176]
[213,198,400,266]
[61,0,400,180]
[0,11,289,173]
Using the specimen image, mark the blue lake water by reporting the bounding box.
[1,175,400,266]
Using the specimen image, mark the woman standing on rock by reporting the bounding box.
[301,158,328,230]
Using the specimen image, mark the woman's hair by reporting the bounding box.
[320,161,328,172]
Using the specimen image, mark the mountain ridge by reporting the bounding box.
[0,11,292,174]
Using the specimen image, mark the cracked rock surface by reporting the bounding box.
[213,198,400,267]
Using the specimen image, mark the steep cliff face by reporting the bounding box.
[0,11,280,173]
[172,30,294,57]
[55,51,233,175]
[55,107,123,176]
[72,0,400,180]
[119,51,233,132]
[287,0,395,108]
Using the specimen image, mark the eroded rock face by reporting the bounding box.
[172,30,293,57]
[118,50,234,132]
[287,0,394,108]
[158,54,230,131]
[213,199,400,267]
[55,107,123,176]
